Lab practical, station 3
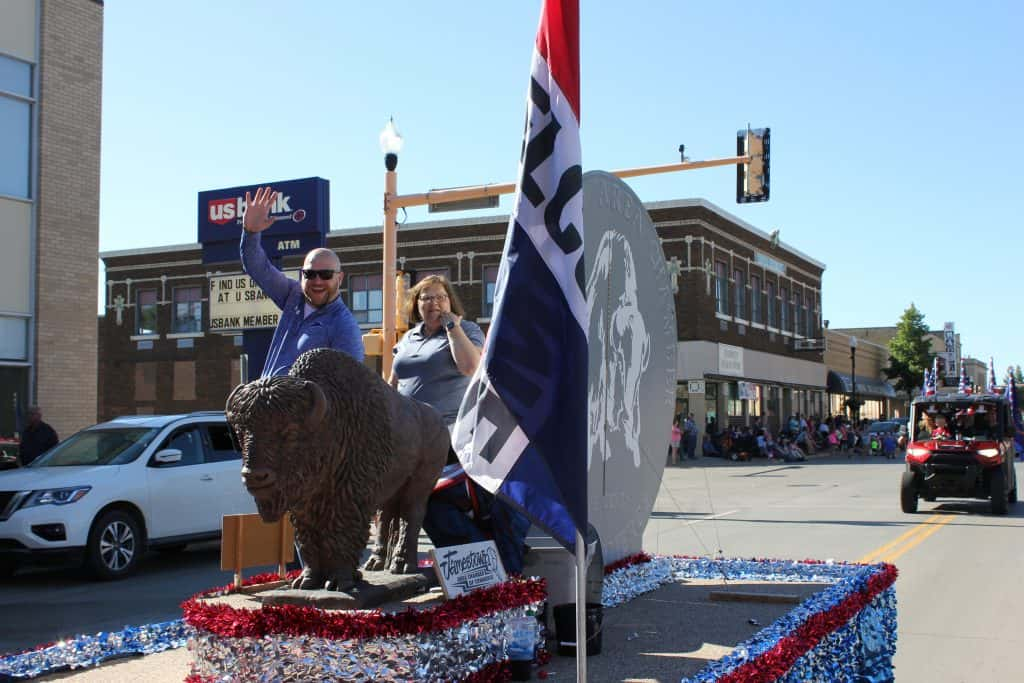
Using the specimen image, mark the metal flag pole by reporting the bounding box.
[575,529,587,682]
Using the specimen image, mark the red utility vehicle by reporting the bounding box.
[901,393,1018,515]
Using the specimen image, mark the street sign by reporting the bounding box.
[794,338,826,352]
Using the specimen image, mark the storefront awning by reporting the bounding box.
[827,371,896,399]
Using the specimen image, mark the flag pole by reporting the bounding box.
[575,529,587,682]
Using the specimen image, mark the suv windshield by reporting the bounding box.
[911,402,1002,442]
[31,428,158,467]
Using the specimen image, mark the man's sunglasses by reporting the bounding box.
[301,269,338,281]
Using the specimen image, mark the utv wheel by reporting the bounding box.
[87,510,144,580]
[989,469,1008,515]
[900,471,919,513]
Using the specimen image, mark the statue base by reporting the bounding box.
[256,569,436,610]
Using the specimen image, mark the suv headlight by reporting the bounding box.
[976,448,1000,458]
[22,487,92,508]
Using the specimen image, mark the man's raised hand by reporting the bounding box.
[243,186,278,233]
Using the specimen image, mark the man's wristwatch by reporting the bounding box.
[444,319,457,331]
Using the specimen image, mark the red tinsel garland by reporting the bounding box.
[715,563,898,683]
[603,551,653,576]
[183,576,546,641]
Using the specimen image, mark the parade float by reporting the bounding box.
[0,0,903,678]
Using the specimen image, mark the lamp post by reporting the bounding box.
[850,336,858,424]
[380,118,404,381]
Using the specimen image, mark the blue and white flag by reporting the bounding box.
[452,0,586,551]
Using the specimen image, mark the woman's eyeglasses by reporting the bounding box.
[301,269,337,281]
[418,294,449,303]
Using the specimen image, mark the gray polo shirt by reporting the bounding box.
[393,320,485,426]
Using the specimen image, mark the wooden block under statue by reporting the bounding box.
[221,513,295,589]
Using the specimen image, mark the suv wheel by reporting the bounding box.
[0,558,16,580]
[900,471,919,513]
[87,510,143,580]
[989,468,1008,515]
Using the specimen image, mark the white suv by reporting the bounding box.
[0,413,255,580]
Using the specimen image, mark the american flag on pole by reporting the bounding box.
[452,0,586,550]
[988,357,999,393]
[1006,373,1024,456]
[958,366,971,394]
[924,367,936,397]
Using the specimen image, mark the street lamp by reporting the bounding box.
[380,118,404,380]
[850,336,858,424]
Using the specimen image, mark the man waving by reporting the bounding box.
[241,186,364,377]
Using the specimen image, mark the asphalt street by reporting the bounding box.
[2,453,1022,682]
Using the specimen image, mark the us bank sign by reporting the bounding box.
[197,177,330,264]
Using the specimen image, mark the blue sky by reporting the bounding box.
[99,1,1022,366]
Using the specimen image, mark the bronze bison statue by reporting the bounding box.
[226,347,449,592]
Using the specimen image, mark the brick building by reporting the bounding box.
[98,198,829,440]
[1,0,103,439]
[649,200,827,437]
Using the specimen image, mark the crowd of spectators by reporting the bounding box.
[701,414,903,462]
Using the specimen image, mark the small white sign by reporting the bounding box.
[738,381,758,401]
[719,343,744,376]
[208,271,299,331]
[430,540,507,599]
[687,380,706,395]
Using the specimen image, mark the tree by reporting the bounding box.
[1015,365,1023,384]
[883,304,932,394]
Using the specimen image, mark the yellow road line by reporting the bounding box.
[880,515,955,564]
[857,513,944,564]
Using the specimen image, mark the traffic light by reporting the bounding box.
[736,127,770,203]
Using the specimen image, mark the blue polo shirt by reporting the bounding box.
[240,231,364,377]
[393,320,485,426]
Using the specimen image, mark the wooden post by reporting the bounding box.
[278,515,288,579]
[382,170,398,380]
[233,515,244,589]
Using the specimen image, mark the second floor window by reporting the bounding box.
[733,269,746,320]
[483,265,499,317]
[350,274,383,325]
[750,275,762,324]
[806,295,815,337]
[715,261,728,315]
[766,281,776,328]
[137,290,157,335]
[413,267,451,284]
[780,286,789,332]
[790,290,798,335]
[172,287,202,333]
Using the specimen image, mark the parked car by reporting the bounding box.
[0,413,255,579]
[866,420,901,436]
[900,393,1018,515]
